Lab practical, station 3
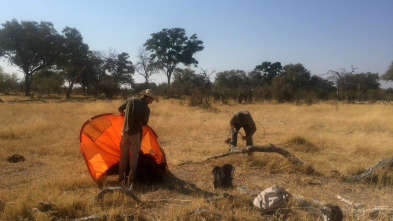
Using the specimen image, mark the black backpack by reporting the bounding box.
[212,164,235,188]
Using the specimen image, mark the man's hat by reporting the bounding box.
[140,89,159,103]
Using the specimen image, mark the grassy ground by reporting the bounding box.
[0,95,392,220]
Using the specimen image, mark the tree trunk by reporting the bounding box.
[24,73,31,96]
[66,81,74,99]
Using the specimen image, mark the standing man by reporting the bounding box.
[229,110,257,147]
[118,89,159,188]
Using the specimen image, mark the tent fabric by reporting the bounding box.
[79,113,168,181]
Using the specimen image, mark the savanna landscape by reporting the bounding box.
[1,95,393,220]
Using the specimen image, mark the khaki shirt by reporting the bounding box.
[230,110,257,135]
[118,97,150,135]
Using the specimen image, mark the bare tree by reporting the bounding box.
[326,66,357,101]
[135,47,157,85]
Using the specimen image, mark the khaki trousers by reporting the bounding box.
[119,132,141,182]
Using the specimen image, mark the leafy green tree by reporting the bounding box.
[214,70,251,103]
[144,28,204,91]
[0,67,21,94]
[309,75,335,100]
[104,51,135,87]
[32,70,64,95]
[0,19,63,96]
[172,68,196,97]
[271,75,291,102]
[381,61,393,81]
[59,27,90,98]
[97,75,119,98]
[253,61,282,85]
[172,68,212,107]
[82,51,106,94]
[215,70,248,88]
[343,72,380,101]
[269,63,311,102]
[282,63,311,89]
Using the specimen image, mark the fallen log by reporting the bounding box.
[96,187,142,203]
[178,144,321,175]
[76,213,134,221]
[332,157,393,182]
[336,195,393,219]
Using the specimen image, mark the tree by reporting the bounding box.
[135,47,157,85]
[343,72,380,101]
[82,51,106,94]
[309,75,335,100]
[59,27,90,98]
[327,66,357,101]
[144,28,204,93]
[0,19,63,96]
[104,51,135,87]
[32,70,64,95]
[253,61,282,85]
[381,61,393,81]
[0,67,21,94]
[282,63,311,89]
[214,70,251,103]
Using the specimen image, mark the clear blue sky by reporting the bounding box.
[1,0,393,85]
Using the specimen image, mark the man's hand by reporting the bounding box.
[230,124,237,133]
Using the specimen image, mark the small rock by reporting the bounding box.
[38,202,53,212]
[6,154,26,163]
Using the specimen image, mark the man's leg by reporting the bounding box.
[230,125,241,146]
[243,125,254,146]
[128,132,141,186]
[119,134,131,182]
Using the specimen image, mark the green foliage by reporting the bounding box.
[214,70,252,103]
[172,68,212,107]
[31,70,64,95]
[342,72,380,101]
[104,52,135,87]
[144,28,204,87]
[0,67,21,94]
[97,75,119,98]
[282,63,311,91]
[253,61,283,85]
[60,27,91,98]
[0,19,63,96]
[271,75,292,102]
[381,61,393,81]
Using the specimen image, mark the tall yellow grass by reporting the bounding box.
[1,96,392,220]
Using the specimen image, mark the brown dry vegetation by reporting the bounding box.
[0,95,393,220]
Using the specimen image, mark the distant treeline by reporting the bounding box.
[1,19,392,104]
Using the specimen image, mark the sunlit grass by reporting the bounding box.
[1,96,393,220]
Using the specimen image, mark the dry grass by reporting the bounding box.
[1,95,393,220]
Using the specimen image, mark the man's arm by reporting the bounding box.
[118,101,127,115]
[142,108,150,125]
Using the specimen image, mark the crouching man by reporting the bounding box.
[229,110,256,147]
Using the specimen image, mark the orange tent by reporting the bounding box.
[79,113,168,181]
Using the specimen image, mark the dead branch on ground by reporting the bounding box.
[96,187,142,203]
[336,195,393,219]
[178,144,321,175]
[331,157,393,182]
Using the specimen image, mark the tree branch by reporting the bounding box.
[332,157,393,182]
[178,144,320,175]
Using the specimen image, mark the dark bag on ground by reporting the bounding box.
[135,152,166,184]
[212,164,235,188]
